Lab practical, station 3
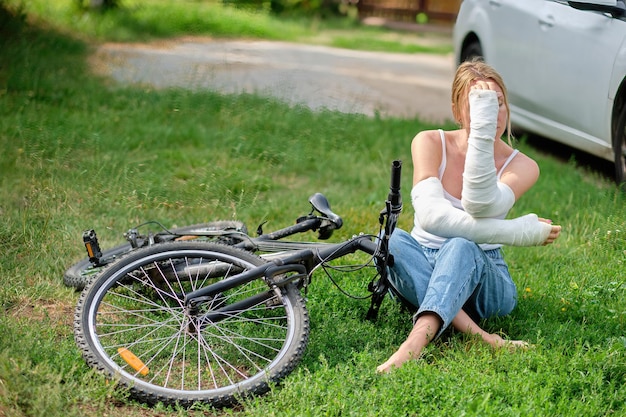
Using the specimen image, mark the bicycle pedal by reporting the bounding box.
[82,229,103,266]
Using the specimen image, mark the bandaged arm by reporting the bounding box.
[461,89,515,218]
[413,177,552,246]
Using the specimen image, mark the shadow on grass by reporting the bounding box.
[0,3,91,98]
[517,129,616,184]
[0,1,26,38]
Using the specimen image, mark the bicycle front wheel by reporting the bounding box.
[74,242,309,407]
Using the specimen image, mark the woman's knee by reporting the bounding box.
[441,237,477,251]
[437,237,482,262]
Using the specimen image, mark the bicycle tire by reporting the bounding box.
[74,241,310,407]
[64,221,248,290]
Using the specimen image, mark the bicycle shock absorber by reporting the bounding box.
[82,229,103,266]
[367,160,403,321]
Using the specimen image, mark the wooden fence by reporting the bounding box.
[356,0,461,24]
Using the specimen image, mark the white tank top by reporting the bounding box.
[411,129,519,250]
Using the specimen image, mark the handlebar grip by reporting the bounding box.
[388,160,402,209]
[390,160,402,192]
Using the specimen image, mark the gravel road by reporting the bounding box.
[91,37,455,122]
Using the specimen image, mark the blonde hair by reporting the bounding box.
[451,59,513,144]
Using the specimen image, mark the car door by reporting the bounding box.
[485,0,545,110]
[532,0,623,148]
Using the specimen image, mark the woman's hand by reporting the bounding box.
[484,332,531,351]
[539,218,561,245]
[468,79,508,140]
[470,79,500,92]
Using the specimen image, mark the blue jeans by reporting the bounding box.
[388,229,517,338]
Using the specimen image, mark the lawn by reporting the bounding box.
[0,1,624,416]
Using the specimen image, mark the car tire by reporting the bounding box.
[461,40,483,63]
[614,106,626,185]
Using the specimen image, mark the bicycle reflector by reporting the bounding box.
[118,347,149,376]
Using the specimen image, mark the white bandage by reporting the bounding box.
[461,89,515,218]
[412,177,552,247]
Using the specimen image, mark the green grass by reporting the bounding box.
[1,1,625,416]
[7,0,452,54]
[17,0,307,42]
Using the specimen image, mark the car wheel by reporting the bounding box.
[461,40,483,62]
[614,106,626,185]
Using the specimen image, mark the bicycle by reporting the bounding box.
[73,160,403,408]
[64,193,345,290]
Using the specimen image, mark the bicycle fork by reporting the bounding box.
[184,251,312,331]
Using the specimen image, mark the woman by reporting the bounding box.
[377,60,562,373]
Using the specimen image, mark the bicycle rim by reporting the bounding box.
[74,242,309,407]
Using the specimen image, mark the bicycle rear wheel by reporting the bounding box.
[74,242,309,407]
[64,220,248,290]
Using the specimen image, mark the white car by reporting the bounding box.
[453,0,626,184]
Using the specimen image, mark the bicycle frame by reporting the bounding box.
[185,160,403,321]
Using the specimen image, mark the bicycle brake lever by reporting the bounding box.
[124,228,140,248]
[256,221,268,237]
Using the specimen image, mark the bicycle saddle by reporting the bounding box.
[308,193,343,229]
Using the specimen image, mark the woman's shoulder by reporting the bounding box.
[413,128,442,140]
[411,129,452,182]
[412,129,446,148]
[507,148,539,172]
[499,149,541,196]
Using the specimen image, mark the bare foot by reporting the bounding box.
[377,313,440,373]
[376,346,421,373]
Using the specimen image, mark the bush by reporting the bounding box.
[271,0,342,17]
[222,0,269,12]
[74,0,119,11]
[222,0,344,18]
